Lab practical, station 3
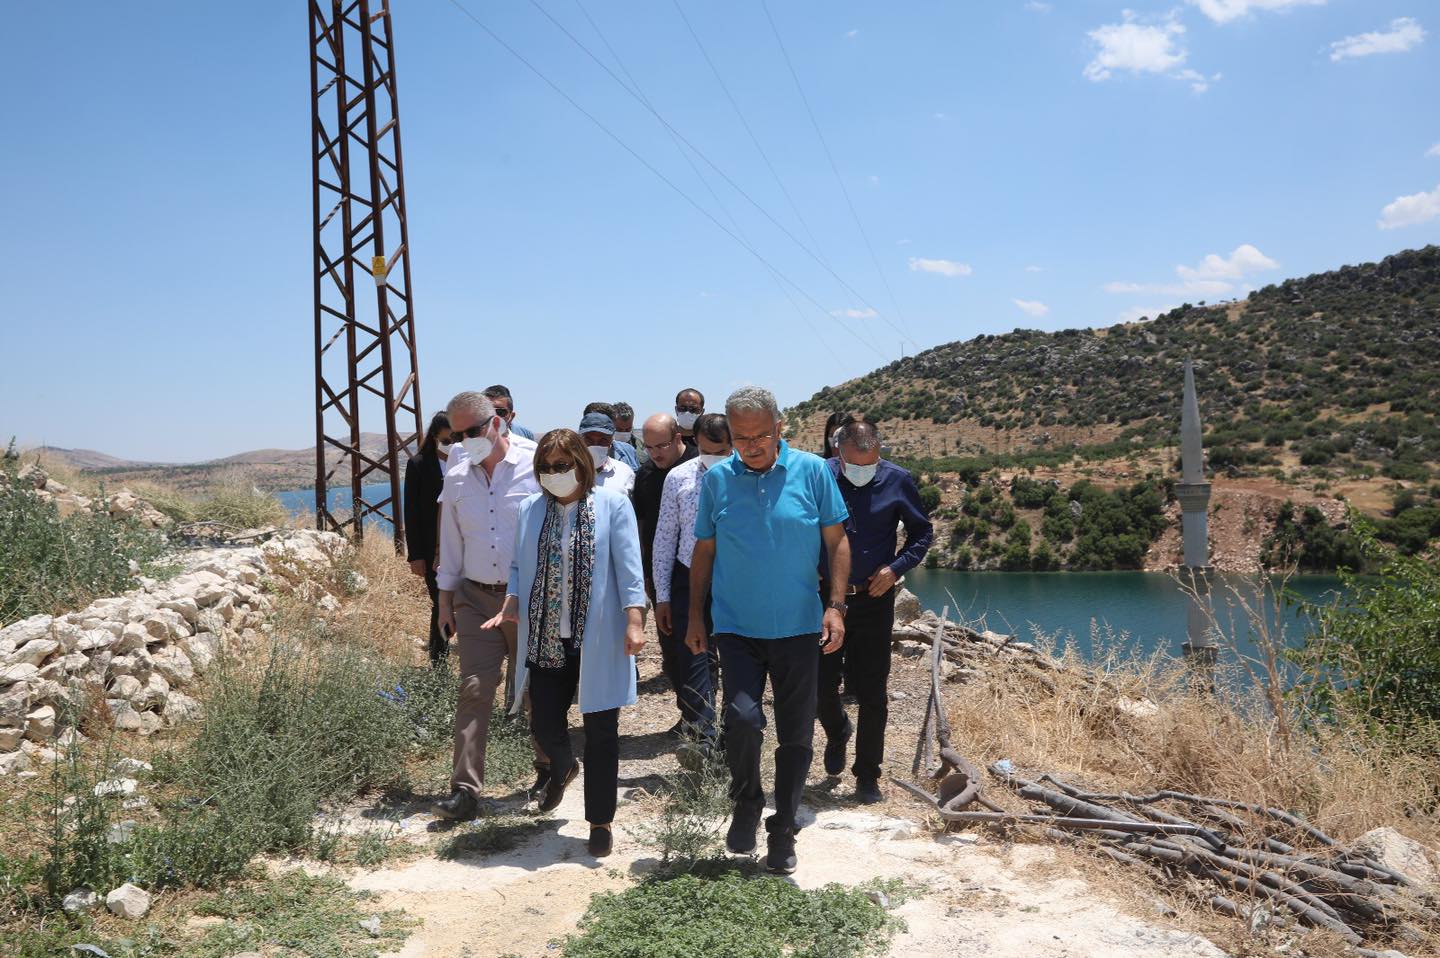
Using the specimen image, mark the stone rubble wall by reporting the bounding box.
[0,529,350,776]
[9,462,171,528]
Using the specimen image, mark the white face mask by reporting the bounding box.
[437,441,454,458]
[540,469,580,498]
[842,460,878,487]
[587,445,610,468]
[698,453,729,470]
[675,411,699,430]
[461,431,494,463]
[614,430,633,442]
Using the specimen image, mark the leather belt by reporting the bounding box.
[468,579,508,594]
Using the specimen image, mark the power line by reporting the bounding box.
[757,0,918,347]
[568,0,857,367]
[670,0,829,269]
[518,0,909,353]
[441,0,886,361]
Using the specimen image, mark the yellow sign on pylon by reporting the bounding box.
[371,255,387,286]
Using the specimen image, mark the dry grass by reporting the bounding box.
[942,628,1440,956]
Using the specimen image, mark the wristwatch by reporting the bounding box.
[827,600,849,615]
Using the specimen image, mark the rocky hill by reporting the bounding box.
[788,246,1440,570]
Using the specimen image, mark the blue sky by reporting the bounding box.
[3,0,1437,464]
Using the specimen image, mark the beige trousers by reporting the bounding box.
[450,580,545,797]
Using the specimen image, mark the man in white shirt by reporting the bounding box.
[652,413,732,748]
[579,411,636,498]
[434,391,544,820]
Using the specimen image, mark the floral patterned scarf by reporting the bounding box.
[526,494,597,670]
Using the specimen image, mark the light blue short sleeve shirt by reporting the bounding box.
[694,440,848,639]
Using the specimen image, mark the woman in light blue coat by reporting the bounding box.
[484,428,647,858]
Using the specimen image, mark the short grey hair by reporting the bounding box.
[725,385,779,421]
[837,419,881,453]
[446,390,495,423]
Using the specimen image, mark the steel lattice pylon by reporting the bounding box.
[309,0,423,549]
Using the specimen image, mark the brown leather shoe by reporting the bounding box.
[538,761,579,812]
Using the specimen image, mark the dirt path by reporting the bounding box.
[339,634,1228,958]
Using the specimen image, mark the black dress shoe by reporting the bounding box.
[823,719,853,776]
[854,777,883,805]
[587,825,613,857]
[765,829,797,874]
[538,761,579,813]
[432,788,478,821]
[528,765,553,802]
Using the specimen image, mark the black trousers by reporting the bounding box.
[660,561,718,741]
[527,650,619,826]
[817,589,896,781]
[424,566,448,662]
[717,632,819,836]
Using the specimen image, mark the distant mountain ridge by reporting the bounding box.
[787,246,1440,476]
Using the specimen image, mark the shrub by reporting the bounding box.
[0,463,168,622]
[192,478,287,529]
[916,484,941,515]
[1293,532,1440,731]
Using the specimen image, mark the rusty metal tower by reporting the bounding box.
[309,0,423,548]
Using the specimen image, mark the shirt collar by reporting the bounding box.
[740,439,790,476]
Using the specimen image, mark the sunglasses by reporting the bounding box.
[454,422,492,440]
[492,405,512,417]
[537,459,576,475]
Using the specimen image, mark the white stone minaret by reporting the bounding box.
[1176,359,1215,661]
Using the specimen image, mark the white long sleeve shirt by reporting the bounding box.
[436,436,539,591]
[595,457,636,498]
[650,456,709,603]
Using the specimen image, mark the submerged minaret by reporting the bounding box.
[1177,359,1215,661]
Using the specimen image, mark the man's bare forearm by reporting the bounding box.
[824,529,851,605]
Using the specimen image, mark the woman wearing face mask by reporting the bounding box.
[405,411,453,663]
[821,411,850,461]
[651,413,731,754]
[483,429,647,857]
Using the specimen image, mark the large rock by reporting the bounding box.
[0,615,54,649]
[25,705,56,741]
[162,691,202,725]
[1354,827,1439,885]
[158,596,200,626]
[75,629,115,652]
[113,623,149,656]
[6,638,60,668]
[0,727,23,751]
[181,632,220,673]
[151,647,194,686]
[135,673,170,710]
[109,702,143,732]
[0,663,39,686]
[0,750,30,776]
[50,621,85,652]
[108,675,144,701]
[105,882,151,919]
[893,588,922,625]
[61,887,100,916]
[0,683,31,725]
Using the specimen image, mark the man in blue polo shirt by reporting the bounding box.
[686,385,851,874]
[818,418,934,805]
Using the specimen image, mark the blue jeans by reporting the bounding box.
[662,561,718,742]
[717,632,819,835]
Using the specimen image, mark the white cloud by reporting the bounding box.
[1117,305,1178,324]
[1024,264,1044,273]
[896,237,912,246]
[1177,243,1279,281]
[909,257,973,277]
[830,307,879,319]
[845,28,859,39]
[1014,299,1050,317]
[1084,13,1187,82]
[1378,184,1440,229]
[1107,244,1279,297]
[1025,1,1053,12]
[1083,12,1215,92]
[1330,17,1425,62]
[1188,0,1324,26]
[1427,143,1440,158]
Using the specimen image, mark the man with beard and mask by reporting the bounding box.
[674,388,704,440]
[817,419,933,805]
[579,411,636,498]
[433,391,547,820]
[582,402,639,469]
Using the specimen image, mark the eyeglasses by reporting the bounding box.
[732,430,775,449]
[454,422,492,439]
[644,437,679,455]
[492,405,513,418]
[675,405,703,415]
[537,459,575,475]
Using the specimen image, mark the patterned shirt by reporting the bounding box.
[651,456,710,603]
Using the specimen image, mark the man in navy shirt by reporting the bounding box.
[819,419,933,804]
[687,385,851,874]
